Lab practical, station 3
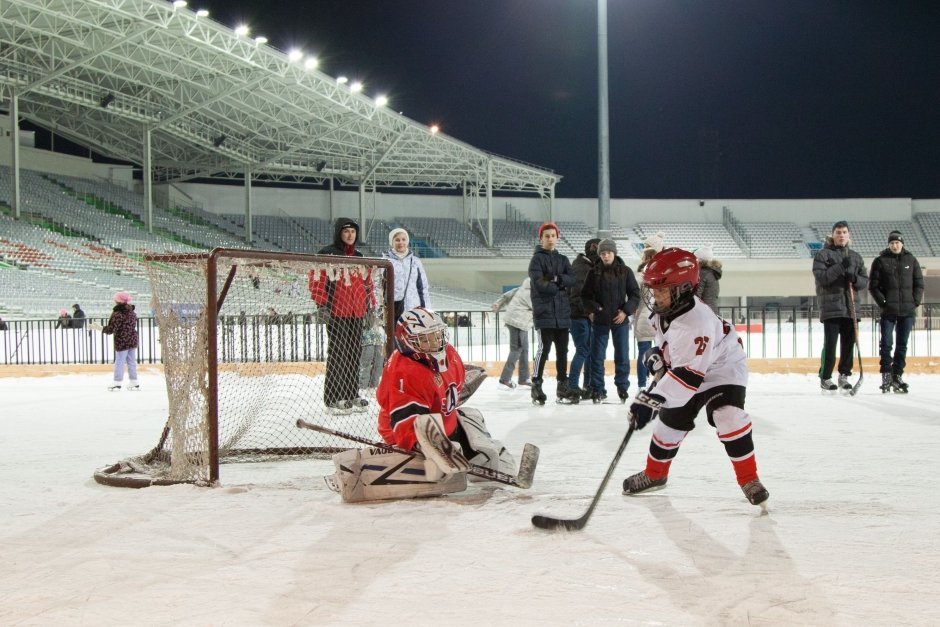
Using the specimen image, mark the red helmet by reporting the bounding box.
[641,247,699,315]
[394,307,450,372]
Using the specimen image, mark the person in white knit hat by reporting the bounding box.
[694,244,722,315]
[383,227,431,321]
[643,231,665,253]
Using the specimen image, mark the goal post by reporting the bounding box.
[94,248,395,488]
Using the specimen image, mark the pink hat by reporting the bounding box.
[59,308,68,316]
[114,291,132,304]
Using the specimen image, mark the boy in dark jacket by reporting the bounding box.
[581,239,641,402]
[103,291,139,391]
[812,221,868,392]
[869,230,924,393]
[567,238,600,399]
[528,222,577,404]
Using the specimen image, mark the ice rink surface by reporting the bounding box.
[1,371,938,625]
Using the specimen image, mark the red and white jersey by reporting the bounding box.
[377,345,465,450]
[651,296,748,409]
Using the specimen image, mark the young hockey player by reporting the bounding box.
[622,248,769,508]
[327,307,515,502]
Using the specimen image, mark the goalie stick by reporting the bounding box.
[295,418,539,489]
[847,283,864,396]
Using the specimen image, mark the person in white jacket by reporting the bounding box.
[383,227,431,321]
[491,277,534,389]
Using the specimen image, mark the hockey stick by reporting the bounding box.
[295,418,539,489]
[847,282,864,396]
[530,424,635,531]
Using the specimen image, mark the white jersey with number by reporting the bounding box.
[652,296,748,409]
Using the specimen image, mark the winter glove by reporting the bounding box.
[643,347,667,383]
[629,391,664,430]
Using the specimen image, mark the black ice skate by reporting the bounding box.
[555,379,580,404]
[591,390,607,404]
[617,387,629,403]
[622,470,667,495]
[892,374,909,393]
[530,377,547,406]
[580,385,594,401]
[742,479,770,507]
[880,372,893,393]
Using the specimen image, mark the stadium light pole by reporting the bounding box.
[596,0,611,240]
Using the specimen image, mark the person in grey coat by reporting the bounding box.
[812,220,869,391]
[491,277,534,389]
[694,245,722,315]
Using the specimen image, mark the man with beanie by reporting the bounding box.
[567,237,601,399]
[581,239,641,402]
[812,220,868,392]
[869,230,923,393]
[528,221,577,404]
[694,245,722,315]
[383,227,431,321]
[310,217,377,412]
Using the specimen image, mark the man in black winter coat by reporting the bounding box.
[868,230,923,393]
[812,221,868,392]
[567,238,600,398]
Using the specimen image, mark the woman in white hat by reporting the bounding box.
[383,227,432,321]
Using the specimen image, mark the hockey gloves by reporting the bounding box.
[643,347,667,383]
[629,391,664,430]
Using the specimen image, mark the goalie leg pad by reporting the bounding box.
[328,448,467,503]
[457,407,517,477]
[414,413,471,476]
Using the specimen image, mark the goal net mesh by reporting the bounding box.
[94,249,392,487]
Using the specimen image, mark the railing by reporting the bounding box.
[2,305,939,366]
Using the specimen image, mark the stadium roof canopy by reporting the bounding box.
[0,0,561,196]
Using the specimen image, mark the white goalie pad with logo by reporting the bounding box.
[457,407,517,478]
[326,447,467,503]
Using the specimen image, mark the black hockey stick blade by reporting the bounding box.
[849,374,863,396]
[530,424,636,532]
[296,418,537,489]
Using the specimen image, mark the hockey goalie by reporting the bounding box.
[327,307,516,503]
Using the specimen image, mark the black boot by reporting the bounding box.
[880,372,892,393]
[892,374,909,393]
[556,379,580,404]
[617,387,630,403]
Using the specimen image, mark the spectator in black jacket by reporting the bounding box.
[868,230,924,393]
[581,239,641,403]
[71,303,86,329]
[528,221,576,404]
[812,221,869,392]
[567,238,600,398]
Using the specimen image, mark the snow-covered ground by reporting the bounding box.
[1,370,938,625]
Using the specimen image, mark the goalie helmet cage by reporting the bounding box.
[94,248,394,488]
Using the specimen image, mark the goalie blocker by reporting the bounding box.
[326,407,518,503]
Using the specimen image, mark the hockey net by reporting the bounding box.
[94,248,393,488]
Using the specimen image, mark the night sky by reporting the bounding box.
[190,0,940,199]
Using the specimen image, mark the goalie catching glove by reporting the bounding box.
[629,390,664,430]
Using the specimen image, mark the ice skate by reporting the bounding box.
[127,380,140,391]
[350,397,369,412]
[580,385,594,401]
[892,374,909,393]
[837,374,852,392]
[530,378,547,406]
[880,372,893,393]
[326,400,354,414]
[622,470,667,495]
[742,479,770,508]
[107,384,121,392]
[617,387,629,403]
[819,378,837,393]
[555,379,580,404]
[591,390,607,404]
[498,379,517,390]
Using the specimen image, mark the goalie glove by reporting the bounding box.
[643,346,667,383]
[629,391,664,430]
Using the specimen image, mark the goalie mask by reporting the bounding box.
[395,307,450,372]
[641,247,699,316]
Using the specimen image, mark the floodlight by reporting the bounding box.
[100,93,115,108]
[212,135,226,148]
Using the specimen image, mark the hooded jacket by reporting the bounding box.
[812,237,869,321]
[869,247,923,317]
[103,303,138,351]
[309,217,374,318]
[492,277,534,331]
[569,240,599,319]
[695,260,723,315]
[528,246,575,329]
